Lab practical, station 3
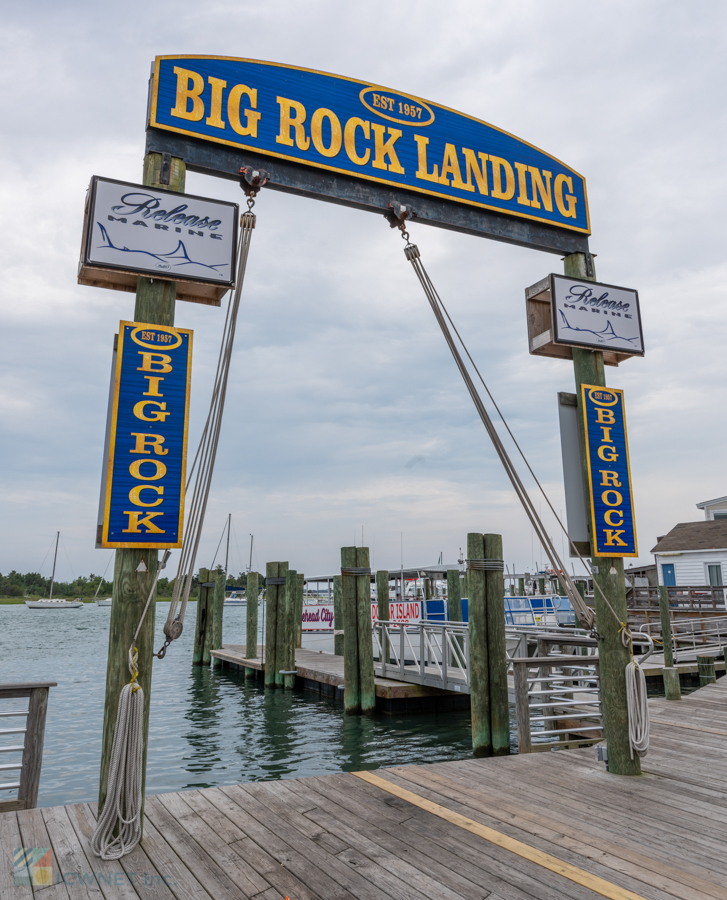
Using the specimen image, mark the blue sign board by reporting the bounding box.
[149,56,589,236]
[580,385,637,557]
[101,322,193,549]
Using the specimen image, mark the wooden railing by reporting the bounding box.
[626,585,726,610]
[0,681,56,812]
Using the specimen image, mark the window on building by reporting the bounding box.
[708,564,723,587]
[713,512,727,519]
[661,563,676,586]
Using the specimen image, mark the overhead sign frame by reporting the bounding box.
[145,55,591,256]
[79,176,239,307]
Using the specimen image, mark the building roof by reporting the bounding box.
[696,495,727,509]
[651,520,727,553]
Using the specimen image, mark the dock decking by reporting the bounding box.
[3,679,727,900]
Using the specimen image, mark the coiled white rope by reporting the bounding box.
[625,660,649,757]
[91,650,144,859]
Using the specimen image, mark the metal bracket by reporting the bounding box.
[160,152,171,186]
[584,251,596,278]
[239,166,270,198]
[384,201,416,229]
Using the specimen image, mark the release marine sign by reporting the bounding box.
[100,322,193,549]
[149,56,589,235]
[580,385,638,558]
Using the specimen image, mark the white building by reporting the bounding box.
[651,519,727,587]
[697,495,727,521]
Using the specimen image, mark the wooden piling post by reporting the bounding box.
[284,570,297,690]
[245,571,259,678]
[376,569,390,663]
[274,562,290,688]
[296,573,304,649]
[98,151,185,818]
[697,655,716,687]
[264,562,280,688]
[485,534,510,756]
[447,570,462,623]
[467,533,491,756]
[659,585,680,700]
[356,548,376,714]
[538,577,545,596]
[211,568,225,668]
[333,575,344,656]
[341,547,361,713]
[518,577,525,595]
[566,250,640,776]
[192,567,211,666]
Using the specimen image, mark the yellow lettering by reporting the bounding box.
[170,67,205,121]
[275,97,310,150]
[122,511,165,534]
[371,124,405,173]
[343,117,370,165]
[597,445,618,462]
[414,135,439,182]
[529,167,553,211]
[600,426,613,443]
[310,108,342,158]
[461,149,488,195]
[133,400,170,423]
[137,353,172,373]
[604,509,624,527]
[143,376,164,397]
[129,485,164,508]
[595,408,615,424]
[227,84,261,137]
[129,459,167,481]
[601,489,623,507]
[205,77,227,129]
[514,162,531,206]
[130,433,168,456]
[489,157,515,200]
[603,529,628,547]
[554,174,577,218]
[599,470,621,487]
[438,144,467,189]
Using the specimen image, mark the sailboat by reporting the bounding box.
[25,532,83,609]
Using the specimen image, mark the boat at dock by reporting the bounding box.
[25,598,83,609]
[95,597,112,607]
[224,591,246,606]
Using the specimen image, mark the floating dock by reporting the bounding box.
[211,645,469,713]
[4,677,726,900]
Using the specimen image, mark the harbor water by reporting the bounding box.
[1,602,494,808]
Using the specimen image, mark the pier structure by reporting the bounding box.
[5,676,726,900]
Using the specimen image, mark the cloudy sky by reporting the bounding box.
[1,1,725,584]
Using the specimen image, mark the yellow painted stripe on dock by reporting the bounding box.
[353,770,650,900]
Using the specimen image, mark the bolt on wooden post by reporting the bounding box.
[467,533,491,756]
[565,251,640,776]
[98,151,186,817]
[245,571,259,678]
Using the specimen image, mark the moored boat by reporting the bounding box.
[95,597,113,607]
[25,598,83,609]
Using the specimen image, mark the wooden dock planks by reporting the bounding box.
[2,679,726,900]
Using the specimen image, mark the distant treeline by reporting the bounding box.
[0,568,251,599]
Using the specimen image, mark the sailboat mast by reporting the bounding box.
[49,531,59,600]
[224,513,231,578]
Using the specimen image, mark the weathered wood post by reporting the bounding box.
[447,570,462,623]
[467,533,491,756]
[98,152,185,815]
[697,655,716,687]
[518,577,525,595]
[211,568,225,668]
[192,568,212,666]
[274,562,290,688]
[295,573,304,649]
[284,569,298,689]
[341,547,360,713]
[538,577,545,596]
[264,562,282,688]
[245,571,259,678]
[658,585,680,699]
[356,548,376,714]
[333,574,344,656]
[485,534,510,756]
[376,569,390,663]
[566,251,640,776]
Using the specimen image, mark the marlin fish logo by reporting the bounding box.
[558,310,641,347]
[96,223,228,274]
